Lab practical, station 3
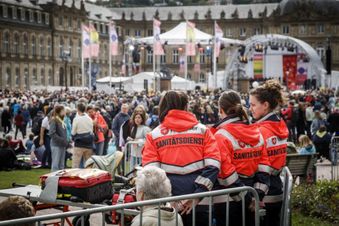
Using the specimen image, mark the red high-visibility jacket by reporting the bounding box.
[255,112,289,175]
[142,109,221,196]
[213,117,271,199]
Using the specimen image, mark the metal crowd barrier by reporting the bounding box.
[330,135,339,180]
[123,140,145,176]
[280,166,293,226]
[0,186,260,226]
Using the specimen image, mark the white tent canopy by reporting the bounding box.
[96,76,130,83]
[171,75,195,90]
[124,72,161,92]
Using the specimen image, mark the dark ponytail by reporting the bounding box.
[218,90,249,122]
[159,91,188,123]
[250,79,284,110]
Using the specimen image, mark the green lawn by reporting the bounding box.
[0,168,50,189]
[292,211,339,226]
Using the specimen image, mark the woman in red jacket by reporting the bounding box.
[142,90,220,226]
[213,90,270,226]
[249,80,289,226]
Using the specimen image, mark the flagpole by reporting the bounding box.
[89,21,92,90]
[153,22,156,92]
[213,20,217,90]
[109,22,112,93]
[185,21,188,91]
[81,25,85,88]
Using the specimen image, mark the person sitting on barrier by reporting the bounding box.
[142,90,221,226]
[212,90,270,226]
[131,166,183,226]
[0,196,35,226]
[298,135,316,155]
[250,80,289,226]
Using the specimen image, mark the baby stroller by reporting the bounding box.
[85,152,139,226]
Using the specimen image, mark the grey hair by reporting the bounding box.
[136,166,172,200]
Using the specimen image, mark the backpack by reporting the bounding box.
[32,116,43,136]
[149,116,160,130]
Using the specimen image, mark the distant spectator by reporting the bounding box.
[25,134,35,153]
[0,196,35,226]
[311,110,327,136]
[298,135,316,155]
[312,125,332,160]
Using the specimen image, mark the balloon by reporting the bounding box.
[252,81,259,88]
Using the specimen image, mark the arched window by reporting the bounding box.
[41,68,45,86]
[48,69,53,85]
[24,68,29,88]
[59,37,64,57]
[40,36,44,56]
[23,33,28,55]
[69,37,73,56]
[3,31,10,53]
[15,67,20,87]
[47,37,51,57]
[14,33,19,54]
[77,39,81,58]
[31,35,36,56]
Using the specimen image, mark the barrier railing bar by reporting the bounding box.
[209,196,213,226]
[139,206,143,226]
[0,187,259,226]
[242,191,245,226]
[121,208,125,226]
[192,199,196,226]
[226,194,230,226]
[158,202,161,226]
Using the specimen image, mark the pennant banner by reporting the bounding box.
[297,60,308,85]
[253,54,263,79]
[109,22,118,56]
[179,55,185,75]
[153,18,164,55]
[89,24,100,57]
[186,21,196,56]
[82,25,91,59]
[214,23,223,58]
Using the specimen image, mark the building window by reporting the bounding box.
[225,28,232,37]
[100,24,103,33]
[160,55,166,64]
[12,6,17,19]
[40,36,44,56]
[59,37,64,57]
[15,67,20,86]
[14,33,19,54]
[125,29,130,36]
[240,27,246,37]
[6,67,11,86]
[48,69,53,85]
[199,50,205,64]
[282,25,289,34]
[68,16,72,28]
[37,12,41,23]
[32,68,37,86]
[188,56,193,64]
[24,68,29,87]
[316,47,325,61]
[23,33,28,55]
[147,29,153,36]
[59,15,63,27]
[32,35,36,56]
[47,37,51,57]
[135,30,141,37]
[299,24,306,34]
[29,10,33,22]
[199,73,205,83]
[41,68,45,86]
[45,13,49,25]
[3,5,7,18]
[3,31,10,53]
[254,27,262,35]
[77,19,81,30]
[172,50,179,64]
[147,50,153,64]
[317,24,325,33]
[20,8,25,20]
[69,38,73,56]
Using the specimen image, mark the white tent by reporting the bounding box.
[96,76,130,83]
[171,75,195,90]
[124,72,160,92]
[208,71,228,90]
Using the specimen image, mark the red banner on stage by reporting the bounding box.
[283,55,297,90]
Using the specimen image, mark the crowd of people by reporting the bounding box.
[0,83,338,225]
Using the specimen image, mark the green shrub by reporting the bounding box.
[292,180,339,223]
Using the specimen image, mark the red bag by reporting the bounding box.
[40,169,112,203]
[111,189,136,225]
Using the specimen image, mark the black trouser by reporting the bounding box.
[215,198,254,226]
[263,175,283,226]
[3,123,11,134]
[306,121,312,138]
[15,125,25,139]
[181,205,209,226]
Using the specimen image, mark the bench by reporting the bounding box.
[286,153,318,183]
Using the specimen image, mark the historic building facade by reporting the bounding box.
[0,0,338,89]
[0,0,113,89]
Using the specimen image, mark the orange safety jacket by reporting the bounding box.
[213,117,271,200]
[142,110,221,196]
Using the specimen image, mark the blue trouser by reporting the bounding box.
[95,142,104,156]
[51,145,66,172]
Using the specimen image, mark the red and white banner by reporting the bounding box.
[153,18,164,55]
[82,25,91,59]
[283,55,297,90]
[109,22,118,56]
[186,21,196,56]
[214,22,223,58]
[89,24,100,57]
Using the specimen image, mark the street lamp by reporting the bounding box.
[61,50,71,91]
